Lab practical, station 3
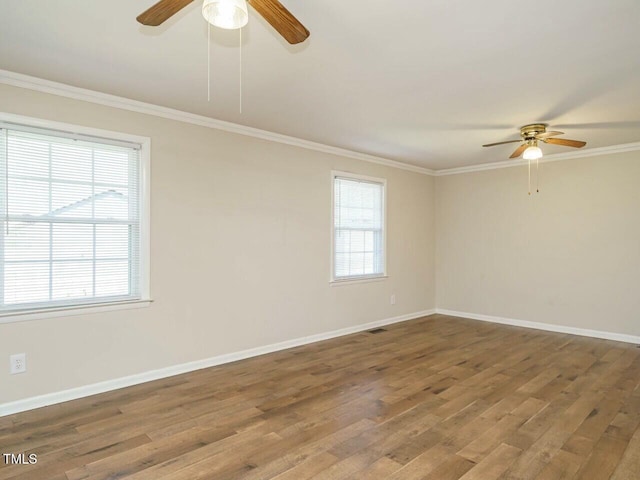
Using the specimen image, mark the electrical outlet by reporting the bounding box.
[390,294,396,305]
[10,353,26,375]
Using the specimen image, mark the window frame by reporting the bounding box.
[330,170,387,285]
[0,112,151,324]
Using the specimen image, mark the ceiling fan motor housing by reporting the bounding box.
[520,123,547,141]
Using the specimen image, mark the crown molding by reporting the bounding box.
[435,141,640,176]
[2,69,637,178]
[0,69,435,176]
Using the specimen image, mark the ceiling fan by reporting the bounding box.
[137,0,310,44]
[483,124,587,160]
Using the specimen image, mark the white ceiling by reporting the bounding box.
[1,0,639,169]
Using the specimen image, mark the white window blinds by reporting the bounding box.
[333,175,385,280]
[0,124,142,313]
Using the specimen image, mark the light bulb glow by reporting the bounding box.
[202,0,248,29]
[523,145,543,160]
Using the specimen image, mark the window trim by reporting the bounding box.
[330,170,387,284]
[0,112,151,323]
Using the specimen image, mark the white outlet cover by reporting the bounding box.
[10,353,26,374]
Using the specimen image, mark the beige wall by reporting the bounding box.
[0,84,436,404]
[436,152,640,336]
[2,80,638,408]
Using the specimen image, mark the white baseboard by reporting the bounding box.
[0,309,436,417]
[436,309,640,345]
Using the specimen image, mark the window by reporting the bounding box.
[0,119,149,317]
[332,172,386,282]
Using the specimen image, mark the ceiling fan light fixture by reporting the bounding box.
[202,0,248,30]
[523,145,543,160]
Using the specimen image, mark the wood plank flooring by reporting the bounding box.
[1,314,639,479]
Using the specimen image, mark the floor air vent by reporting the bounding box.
[368,328,387,334]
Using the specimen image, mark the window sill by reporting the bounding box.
[0,299,153,325]
[330,275,388,287]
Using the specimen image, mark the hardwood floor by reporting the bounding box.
[1,314,639,480]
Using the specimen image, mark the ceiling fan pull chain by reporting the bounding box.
[239,27,242,114]
[207,21,211,102]
[528,159,531,195]
[536,157,540,193]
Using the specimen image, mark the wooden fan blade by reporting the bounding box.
[248,0,309,44]
[509,144,527,159]
[137,0,194,26]
[543,137,587,148]
[482,139,522,147]
[535,131,564,139]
